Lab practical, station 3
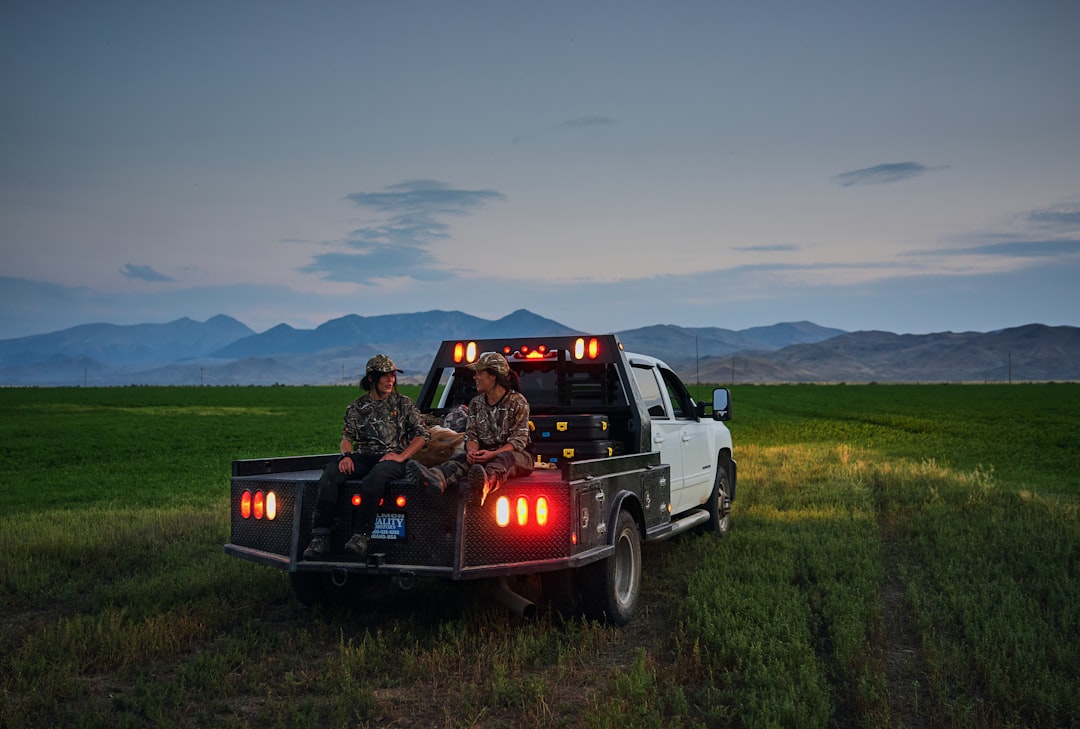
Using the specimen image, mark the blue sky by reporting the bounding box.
[2,0,1078,340]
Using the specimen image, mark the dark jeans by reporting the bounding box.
[311,453,406,536]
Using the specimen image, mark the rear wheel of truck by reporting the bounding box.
[580,510,642,625]
[697,465,732,537]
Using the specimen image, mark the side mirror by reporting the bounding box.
[712,388,731,421]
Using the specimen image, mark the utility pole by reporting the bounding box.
[695,335,700,385]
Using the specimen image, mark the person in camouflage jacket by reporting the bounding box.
[407,351,533,504]
[303,354,430,560]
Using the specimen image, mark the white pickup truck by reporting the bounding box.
[225,334,735,625]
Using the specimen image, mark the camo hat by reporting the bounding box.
[365,354,402,375]
[468,351,510,376]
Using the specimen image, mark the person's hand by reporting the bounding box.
[467,449,492,464]
[339,456,355,475]
[381,452,406,463]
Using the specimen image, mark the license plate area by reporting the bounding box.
[372,512,405,540]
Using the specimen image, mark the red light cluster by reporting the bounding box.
[494,494,550,528]
[349,493,407,508]
[450,337,602,364]
[239,490,277,520]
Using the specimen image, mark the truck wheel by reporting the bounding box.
[289,572,328,607]
[580,510,642,625]
[698,467,732,537]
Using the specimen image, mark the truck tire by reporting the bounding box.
[697,465,732,537]
[580,510,642,625]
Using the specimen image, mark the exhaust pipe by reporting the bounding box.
[492,577,536,619]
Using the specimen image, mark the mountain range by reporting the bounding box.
[1,309,1077,386]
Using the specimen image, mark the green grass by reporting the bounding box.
[2,384,1078,728]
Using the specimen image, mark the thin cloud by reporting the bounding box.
[832,162,946,187]
[300,246,454,284]
[1026,202,1080,232]
[733,244,799,253]
[560,116,615,129]
[920,239,1080,258]
[301,180,505,284]
[344,180,504,218]
[119,264,174,282]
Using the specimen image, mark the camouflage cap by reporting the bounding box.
[365,354,401,374]
[468,351,510,376]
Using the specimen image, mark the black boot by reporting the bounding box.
[303,528,332,560]
[407,459,447,495]
[344,532,369,557]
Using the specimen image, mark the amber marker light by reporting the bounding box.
[253,490,265,520]
[395,495,407,508]
[453,342,465,363]
[516,497,529,526]
[352,494,362,507]
[240,490,252,519]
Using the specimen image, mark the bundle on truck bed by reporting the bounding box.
[225,334,735,624]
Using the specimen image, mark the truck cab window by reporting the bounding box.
[660,367,695,420]
[631,364,667,418]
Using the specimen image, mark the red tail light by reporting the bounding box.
[573,337,600,360]
[493,494,553,529]
[536,496,549,526]
[239,489,276,520]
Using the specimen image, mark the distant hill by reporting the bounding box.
[211,309,576,359]
[0,311,1076,386]
[688,324,1080,383]
[0,315,254,369]
[616,321,845,360]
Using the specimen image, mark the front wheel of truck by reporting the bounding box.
[580,510,642,625]
[697,466,732,537]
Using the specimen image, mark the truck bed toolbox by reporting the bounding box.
[533,440,620,465]
[529,413,610,441]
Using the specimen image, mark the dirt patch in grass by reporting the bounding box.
[878,517,930,729]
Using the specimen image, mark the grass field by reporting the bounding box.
[1,383,1078,728]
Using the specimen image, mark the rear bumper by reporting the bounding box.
[223,540,612,580]
[225,468,611,580]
